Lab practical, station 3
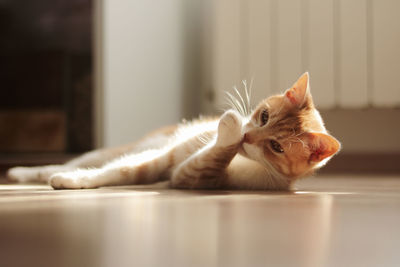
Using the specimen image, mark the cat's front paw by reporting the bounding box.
[217,110,243,147]
[50,169,99,189]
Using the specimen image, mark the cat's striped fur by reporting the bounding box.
[7,73,340,190]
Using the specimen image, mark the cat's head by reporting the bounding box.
[240,72,340,179]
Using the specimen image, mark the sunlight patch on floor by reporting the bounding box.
[0,190,160,203]
[0,184,50,190]
[294,191,356,195]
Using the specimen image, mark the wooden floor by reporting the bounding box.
[0,174,399,267]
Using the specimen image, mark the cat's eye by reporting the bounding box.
[270,140,284,153]
[260,109,269,126]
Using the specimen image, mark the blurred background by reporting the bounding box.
[0,0,399,173]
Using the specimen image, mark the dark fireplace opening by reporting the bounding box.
[0,0,93,158]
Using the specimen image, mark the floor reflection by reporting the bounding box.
[0,175,400,267]
[96,191,334,267]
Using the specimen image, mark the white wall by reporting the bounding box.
[96,0,400,154]
[100,1,186,147]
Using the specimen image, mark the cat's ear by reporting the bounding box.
[284,72,312,108]
[306,132,341,163]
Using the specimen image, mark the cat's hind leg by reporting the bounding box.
[170,110,243,189]
[6,151,107,184]
[7,144,138,183]
[49,148,173,189]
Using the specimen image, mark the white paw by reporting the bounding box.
[217,110,243,147]
[50,169,100,189]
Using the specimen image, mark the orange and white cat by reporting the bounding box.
[8,72,340,190]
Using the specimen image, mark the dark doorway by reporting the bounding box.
[0,0,94,154]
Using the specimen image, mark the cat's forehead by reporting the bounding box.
[263,94,325,133]
[265,95,284,108]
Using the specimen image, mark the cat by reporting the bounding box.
[7,72,340,190]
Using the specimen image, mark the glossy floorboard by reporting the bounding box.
[0,175,399,267]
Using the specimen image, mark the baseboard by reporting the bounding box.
[320,153,400,174]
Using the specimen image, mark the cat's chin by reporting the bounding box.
[238,143,266,166]
[238,144,253,160]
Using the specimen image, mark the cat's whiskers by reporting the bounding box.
[197,132,213,145]
[225,92,245,116]
[197,135,208,145]
[224,80,253,117]
[244,78,253,113]
[233,86,248,116]
[242,79,253,116]
[287,135,306,148]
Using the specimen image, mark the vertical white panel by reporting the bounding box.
[307,0,335,108]
[372,0,400,107]
[199,0,218,114]
[248,0,271,104]
[94,0,104,147]
[212,0,242,109]
[103,0,184,146]
[276,0,302,94]
[338,0,368,107]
